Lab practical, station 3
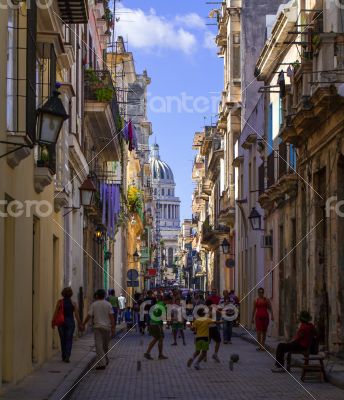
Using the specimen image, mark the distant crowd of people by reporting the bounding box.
[52,286,317,373]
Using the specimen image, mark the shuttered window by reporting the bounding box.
[26,1,37,141]
[232,45,240,80]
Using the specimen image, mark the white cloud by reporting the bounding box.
[203,31,216,50]
[175,13,206,30]
[115,6,197,54]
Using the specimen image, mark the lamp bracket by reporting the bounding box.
[0,140,33,159]
[63,206,81,217]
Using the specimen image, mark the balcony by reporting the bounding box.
[201,218,219,250]
[259,144,298,210]
[200,126,215,156]
[84,69,121,162]
[218,190,235,227]
[201,177,212,197]
[57,0,89,24]
[208,137,224,178]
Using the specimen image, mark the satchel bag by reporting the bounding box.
[52,299,64,327]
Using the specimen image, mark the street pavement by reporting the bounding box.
[69,327,344,400]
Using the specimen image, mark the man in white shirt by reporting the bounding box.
[118,294,126,323]
[82,289,115,370]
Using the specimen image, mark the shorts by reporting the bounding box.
[209,326,221,343]
[195,337,209,352]
[148,324,164,340]
[172,322,184,331]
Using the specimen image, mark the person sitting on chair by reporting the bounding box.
[271,310,315,373]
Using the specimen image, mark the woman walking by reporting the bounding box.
[252,287,274,351]
[52,287,83,363]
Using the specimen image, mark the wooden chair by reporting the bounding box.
[300,353,327,382]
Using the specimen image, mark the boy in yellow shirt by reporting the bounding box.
[187,308,220,370]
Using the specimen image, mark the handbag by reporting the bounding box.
[52,299,64,327]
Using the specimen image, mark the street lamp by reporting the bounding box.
[221,238,230,255]
[36,90,69,144]
[133,249,140,263]
[79,176,97,206]
[248,207,263,231]
[95,225,104,244]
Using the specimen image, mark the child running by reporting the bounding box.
[187,308,219,370]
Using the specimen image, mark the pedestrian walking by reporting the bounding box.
[219,295,234,344]
[52,287,83,363]
[107,289,119,333]
[124,306,134,331]
[171,298,185,346]
[118,293,126,323]
[144,296,168,360]
[271,311,316,372]
[187,308,220,370]
[252,287,274,351]
[82,289,115,370]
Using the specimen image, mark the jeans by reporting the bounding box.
[275,341,305,367]
[223,320,233,342]
[94,327,111,367]
[58,319,75,361]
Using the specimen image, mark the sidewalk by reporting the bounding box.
[237,327,344,390]
[0,324,126,400]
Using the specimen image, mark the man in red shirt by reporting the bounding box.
[207,288,221,305]
[271,311,315,372]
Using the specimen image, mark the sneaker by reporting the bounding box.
[144,353,154,360]
[224,341,228,345]
[271,367,285,373]
[187,358,193,367]
[171,342,177,346]
[212,353,220,363]
[194,364,201,370]
[203,357,207,363]
[158,354,168,360]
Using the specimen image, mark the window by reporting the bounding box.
[7,8,18,132]
[289,144,296,170]
[168,248,173,266]
[232,33,241,80]
[162,188,165,196]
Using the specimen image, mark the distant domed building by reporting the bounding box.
[150,143,180,279]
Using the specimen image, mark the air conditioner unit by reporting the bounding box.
[261,235,273,248]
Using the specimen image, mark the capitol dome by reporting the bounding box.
[150,143,174,183]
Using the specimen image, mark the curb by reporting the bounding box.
[239,331,344,390]
[49,326,126,400]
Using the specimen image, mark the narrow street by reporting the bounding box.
[70,328,343,400]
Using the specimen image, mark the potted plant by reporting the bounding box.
[37,146,50,168]
[95,87,114,102]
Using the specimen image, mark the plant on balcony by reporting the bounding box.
[85,68,101,84]
[127,186,143,215]
[95,87,114,102]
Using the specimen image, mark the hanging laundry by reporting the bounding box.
[123,121,129,141]
[287,65,294,78]
[128,120,134,151]
[101,183,122,240]
[132,123,138,150]
[277,70,286,98]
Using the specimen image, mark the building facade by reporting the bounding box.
[150,143,181,285]
[255,0,344,348]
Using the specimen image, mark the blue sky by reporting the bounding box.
[114,0,223,220]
